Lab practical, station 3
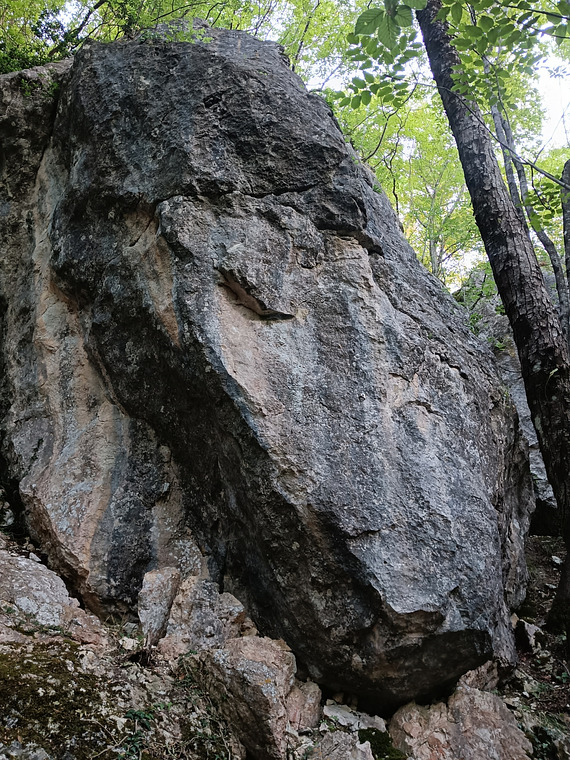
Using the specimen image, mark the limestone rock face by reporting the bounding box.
[0,28,534,709]
[194,636,297,760]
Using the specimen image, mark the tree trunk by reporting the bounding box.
[562,160,570,298]
[499,115,570,345]
[417,0,570,638]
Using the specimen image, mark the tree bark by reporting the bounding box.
[562,160,570,299]
[417,0,570,637]
[498,115,570,346]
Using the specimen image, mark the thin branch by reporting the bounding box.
[410,75,570,191]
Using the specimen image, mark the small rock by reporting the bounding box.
[120,636,139,651]
[286,680,322,731]
[515,619,545,653]
[137,567,181,647]
[323,704,386,733]
[313,732,375,760]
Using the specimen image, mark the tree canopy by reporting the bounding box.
[1,0,567,287]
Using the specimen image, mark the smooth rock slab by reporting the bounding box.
[0,27,533,708]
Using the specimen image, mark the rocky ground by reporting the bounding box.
[501,536,570,759]
[0,522,568,760]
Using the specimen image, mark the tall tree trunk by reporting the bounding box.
[417,0,570,639]
[499,115,570,345]
[562,160,570,298]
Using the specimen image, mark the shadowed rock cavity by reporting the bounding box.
[0,29,534,711]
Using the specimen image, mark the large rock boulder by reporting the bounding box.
[0,27,534,710]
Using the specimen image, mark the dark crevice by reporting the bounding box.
[217,266,295,321]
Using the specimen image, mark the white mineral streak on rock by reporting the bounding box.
[323,703,386,733]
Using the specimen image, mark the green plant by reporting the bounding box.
[118,708,156,758]
[19,76,41,97]
[358,728,407,760]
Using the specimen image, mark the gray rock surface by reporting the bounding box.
[0,540,107,645]
[193,636,297,760]
[389,685,533,760]
[0,27,534,709]
[138,567,181,646]
[312,732,375,760]
[458,269,559,534]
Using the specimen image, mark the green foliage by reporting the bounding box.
[347,0,569,128]
[357,728,408,760]
[0,1,71,73]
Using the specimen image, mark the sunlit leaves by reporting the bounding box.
[394,5,413,26]
[355,8,385,34]
[450,4,463,24]
[348,1,426,110]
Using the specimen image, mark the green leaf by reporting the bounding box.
[364,71,376,83]
[451,4,463,23]
[377,15,400,48]
[464,24,484,37]
[338,97,352,107]
[361,90,372,105]
[405,0,427,8]
[517,11,535,24]
[395,5,413,26]
[355,8,384,35]
[478,15,494,31]
[475,36,488,53]
[499,21,516,34]
[365,38,378,54]
[347,32,360,45]
[351,94,362,108]
[352,76,367,89]
[454,36,472,49]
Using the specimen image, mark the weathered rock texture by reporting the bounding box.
[459,270,558,534]
[0,27,534,709]
[389,686,533,760]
